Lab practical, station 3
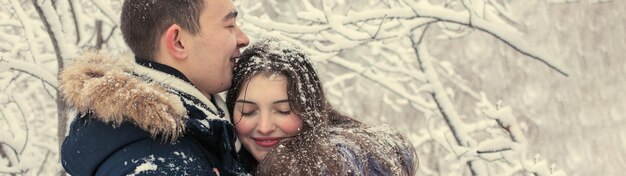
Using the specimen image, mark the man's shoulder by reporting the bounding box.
[61,112,149,175]
[60,51,188,141]
[65,112,152,143]
[93,131,217,175]
[61,112,155,165]
[61,112,222,175]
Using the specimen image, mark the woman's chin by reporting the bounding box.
[253,153,267,162]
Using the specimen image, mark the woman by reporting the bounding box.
[226,38,418,175]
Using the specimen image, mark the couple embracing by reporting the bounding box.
[59,0,417,175]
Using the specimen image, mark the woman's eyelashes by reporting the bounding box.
[240,110,257,117]
[276,110,291,115]
[239,109,292,117]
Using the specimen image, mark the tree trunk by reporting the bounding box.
[32,0,68,175]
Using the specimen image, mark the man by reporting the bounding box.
[59,0,249,175]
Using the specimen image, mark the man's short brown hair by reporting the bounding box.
[121,0,205,60]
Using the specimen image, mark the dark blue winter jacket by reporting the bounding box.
[59,52,246,175]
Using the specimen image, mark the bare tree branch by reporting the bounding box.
[68,0,80,44]
[88,0,119,25]
[405,2,569,76]
[35,150,51,176]
[95,20,103,49]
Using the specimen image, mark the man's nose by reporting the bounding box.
[236,28,250,48]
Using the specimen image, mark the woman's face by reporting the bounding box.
[233,74,303,161]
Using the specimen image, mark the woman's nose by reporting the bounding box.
[256,113,275,135]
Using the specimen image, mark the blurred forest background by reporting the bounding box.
[0,0,623,175]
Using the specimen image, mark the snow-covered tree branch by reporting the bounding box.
[238,0,575,175]
[1,0,608,175]
[0,0,125,174]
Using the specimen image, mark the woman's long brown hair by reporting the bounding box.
[226,38,417,175]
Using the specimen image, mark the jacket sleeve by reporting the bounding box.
[95,137,219,176]
[61,113,220,176]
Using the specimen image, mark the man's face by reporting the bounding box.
[186,0,249,95]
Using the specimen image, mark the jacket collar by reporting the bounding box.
[135,58,193,85]
[60,51,188,142]
[132,58,229,121]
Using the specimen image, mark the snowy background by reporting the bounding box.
[0,0,624,175]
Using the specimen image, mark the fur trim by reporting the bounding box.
[59,51,187,142]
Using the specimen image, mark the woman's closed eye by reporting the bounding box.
[276,110,290,115]
[241,110,257,117]
[274,103,292,116]
[274,107,292,115]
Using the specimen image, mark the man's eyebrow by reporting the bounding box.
[223,10,238,21]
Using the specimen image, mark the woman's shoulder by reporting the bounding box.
[324,118,413,148]
[257,122,418,176]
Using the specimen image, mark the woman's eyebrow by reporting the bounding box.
[273,99,290,104]
[236,100,255,104]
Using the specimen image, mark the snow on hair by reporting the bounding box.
[226,38,330,129]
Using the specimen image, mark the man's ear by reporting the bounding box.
[163,24,187,60]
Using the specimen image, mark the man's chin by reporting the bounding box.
[222,79,232,90]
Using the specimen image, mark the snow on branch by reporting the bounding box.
[7,0,46,62]
[239,0,573,175]
[0,19,21,27]
[243,16,330,34]
[405,0,569,76]
[88,0,118,26]
[413,34,471,145]
[0,58,58,88]
[1,0,127,174]
[246,0,569,76]
[0,93,31,174]
[33,0,77,62]
[326,56,437,110]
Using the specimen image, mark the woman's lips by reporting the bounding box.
[253,137,285,148]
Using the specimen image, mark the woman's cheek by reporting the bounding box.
[278,114,303,134]
[235,117,255,136]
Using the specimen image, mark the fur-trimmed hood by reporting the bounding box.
[59,51,187,141]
